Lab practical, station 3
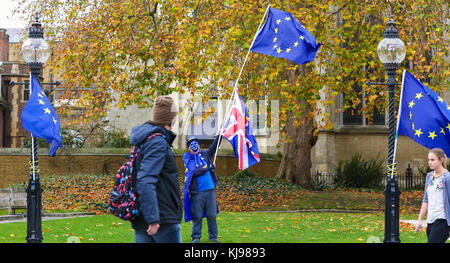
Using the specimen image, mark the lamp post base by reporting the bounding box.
[383,176,401,243]
[25,177,43,243]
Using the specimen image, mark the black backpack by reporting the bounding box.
[108,133,163,221]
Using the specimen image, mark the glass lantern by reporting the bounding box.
[21,37,50,64]
[377,37,406,64]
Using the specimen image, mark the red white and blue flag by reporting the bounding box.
[222,89,260,170]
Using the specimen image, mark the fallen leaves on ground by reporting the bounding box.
[11,173,425,215]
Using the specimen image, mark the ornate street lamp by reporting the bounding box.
[374,15,406,243]
[8,13,60,243]
[21,13,50,243]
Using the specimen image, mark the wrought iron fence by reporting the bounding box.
[312,164,426,191]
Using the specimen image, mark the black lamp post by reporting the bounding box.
[9,14,60,243]
[20,13,50,243]
[368,15,406,243]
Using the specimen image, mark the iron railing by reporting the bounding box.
[312,164,426,191]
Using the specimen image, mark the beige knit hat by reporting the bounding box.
[152,95,177,127]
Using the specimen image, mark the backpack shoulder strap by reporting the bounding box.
[145,132,165,141]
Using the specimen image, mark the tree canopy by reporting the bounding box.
[13,0,448,127]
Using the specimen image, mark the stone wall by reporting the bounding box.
[0,148,281,188]
[312,129,430,174]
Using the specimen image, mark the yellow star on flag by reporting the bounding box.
[276,48,282,54]
[285,17,291,21]
[44,108,51,114]
[428,131,437,140]
[274,28,278,33]
[409,100,415,108]
[286,47,291,53]
[415,93,423,100]
[438,97,444,103]
[38,99,45,105]
[276,19,281,24]
[53,117,57,124]
[440,127,446,135]
[273,37,277,42]
[294,41,299,47]
[446,123,450,132]
[414,128,423,137]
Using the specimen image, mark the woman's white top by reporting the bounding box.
[426,174,446,224]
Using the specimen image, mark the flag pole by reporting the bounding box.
[213,3,271,164]
[392,69,406,172]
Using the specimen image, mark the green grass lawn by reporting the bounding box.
[0,173,431,243]
[0,212,430,243]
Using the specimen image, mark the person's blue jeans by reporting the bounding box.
[190,189,218,241]
[134,223,181,243]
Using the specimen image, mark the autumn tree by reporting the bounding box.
[14,0,448,188]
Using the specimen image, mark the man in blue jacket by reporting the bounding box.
[130,96,182,243]
[183,135,221,243]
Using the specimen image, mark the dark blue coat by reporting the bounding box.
[130,122,182,230]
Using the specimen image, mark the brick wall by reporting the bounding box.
[0,29,8,62]
[0,149,281,188]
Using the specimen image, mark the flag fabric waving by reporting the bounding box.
[21,74,62,156]
[250,6,321,65]
[397,70,450,156]
[222,89,260,170]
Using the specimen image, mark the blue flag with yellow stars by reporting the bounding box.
[250,7,321,65]
[397,70,450,156]
[21,74,62,156]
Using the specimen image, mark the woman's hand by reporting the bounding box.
[415,220,423,232]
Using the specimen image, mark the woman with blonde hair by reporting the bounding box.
[415,148,450,243]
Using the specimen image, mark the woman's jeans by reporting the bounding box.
[190,189,218,240]
[134,223,181,243]
[427,219,449,243]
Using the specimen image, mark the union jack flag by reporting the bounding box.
[222,89,260,170]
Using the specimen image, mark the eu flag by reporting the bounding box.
[397,70,450,156]
[250,7,321,65]
[21,74,62,156]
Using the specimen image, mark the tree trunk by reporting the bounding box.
[276,110,317,189]
[276,63,317,189]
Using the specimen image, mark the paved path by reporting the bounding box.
[0,212,95,224]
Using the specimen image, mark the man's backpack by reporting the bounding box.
[108,133,164,221]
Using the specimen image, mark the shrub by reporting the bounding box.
[96,131,130,148]
[221,169,300,194]
[22,136,49,148]
[22,128,84,148]
[334,153,384,190]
